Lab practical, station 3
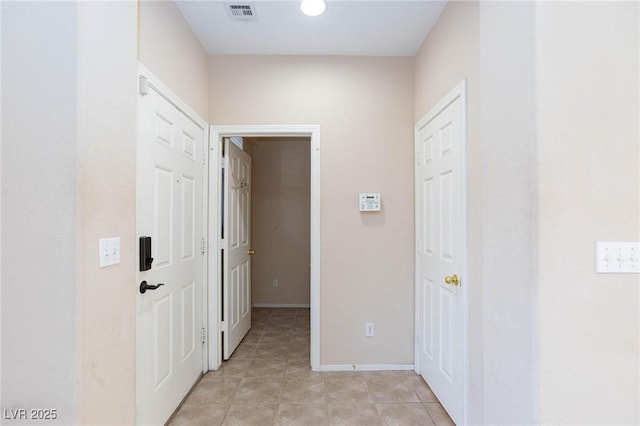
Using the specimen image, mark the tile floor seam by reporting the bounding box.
[217,404,230,426]
[424,405,437,425]
[170,307,453,426]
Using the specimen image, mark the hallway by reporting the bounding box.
[170,308,453,425]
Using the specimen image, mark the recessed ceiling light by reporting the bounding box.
[300,0,326,17]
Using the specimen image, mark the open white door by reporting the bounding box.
[136,83,206,425]
[415,81,466,424]
[222,138,252,359]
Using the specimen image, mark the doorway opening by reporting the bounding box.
[208,125,321,372]
[246,136,311,311]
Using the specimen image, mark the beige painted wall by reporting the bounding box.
[2,3,78,423]
[535,2,639,424]
[478,3,537,423]
[415,1,479,121]
[249,138,311,306]
[1,2,138,425]
[138,0,209,119]
[75,2,138,424]
[210,56,415,365]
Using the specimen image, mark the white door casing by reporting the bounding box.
[222,139,252,359]
[136,73,207,426]
[415,80,467,425]
[207,125,321,372]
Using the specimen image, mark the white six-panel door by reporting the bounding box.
[223,139,252,359]
[136,86,205,425]
[415,81,466,425]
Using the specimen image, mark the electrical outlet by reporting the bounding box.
[365,322,374,337]
[273,278,279,288]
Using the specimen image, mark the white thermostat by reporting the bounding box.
[359,193,381,212]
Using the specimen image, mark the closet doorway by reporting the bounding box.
[246,137,311,312]
[208,125,321,372]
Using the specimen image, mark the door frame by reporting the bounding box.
[136,63,211,417]
[208,125,321,371]
[414,79,469,424]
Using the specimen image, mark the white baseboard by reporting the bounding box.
[252,303,311,308]
[319,364,415,372]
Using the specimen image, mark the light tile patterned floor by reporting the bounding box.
[170,308,454,426]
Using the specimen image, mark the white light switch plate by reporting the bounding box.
[596,241,640,273]
[99,237,121,268]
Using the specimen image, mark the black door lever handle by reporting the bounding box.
[139,280,165,294]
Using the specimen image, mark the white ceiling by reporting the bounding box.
[175,0,447,57]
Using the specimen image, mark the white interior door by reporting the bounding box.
[415,83,466,424]
[136,86,205,425]
[223,138,252,359]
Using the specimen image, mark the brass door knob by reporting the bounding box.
[444,274,459,286]
[248,249,256,255]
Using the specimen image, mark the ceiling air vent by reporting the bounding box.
[225,2,258,22]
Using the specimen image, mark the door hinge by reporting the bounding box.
[201,328,207,343]
[220,321,228,333]
[139,75,150,96]
[220,158,227,168]
[201,238,207,255]
[416,331,421,344]
[220,239,227,250]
